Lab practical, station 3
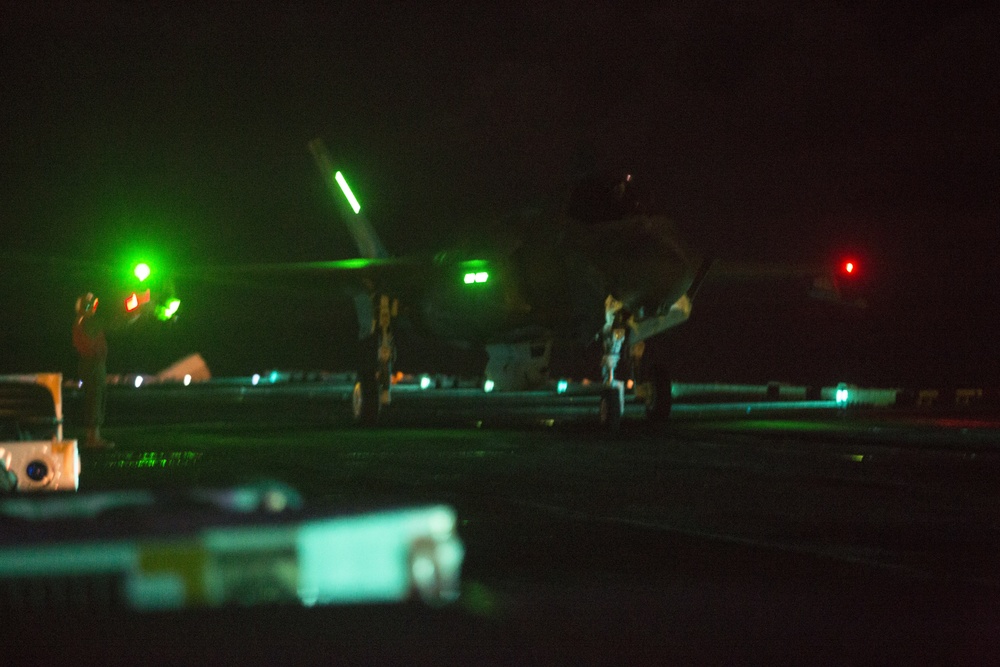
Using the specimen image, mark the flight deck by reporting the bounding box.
[4,378,999,664]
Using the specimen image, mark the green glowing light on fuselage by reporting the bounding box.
[335,171,362,214]
[134,263,151,282]
[463,272,489,284]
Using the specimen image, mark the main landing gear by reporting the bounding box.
[598,296,627,432]
[598,296,673,432]
[353,294,396,425]
[632,340,672,423]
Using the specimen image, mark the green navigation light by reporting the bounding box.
[463,271,489,285]
[134,263,151,282]
[335,171,362,214]
[155,298,181,321]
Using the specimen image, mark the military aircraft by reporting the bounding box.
[281,140,713,429]
[290,139,863,430]
[127,137,857,430]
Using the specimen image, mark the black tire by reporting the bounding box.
[353,333,382,425]
[352,377,379,424]
[599,388,622,432]
[644,364,672,422]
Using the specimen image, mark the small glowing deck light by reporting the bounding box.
[557,379,568,394]
[483,380,495,393]
[252,373,261,386]
[134,376,144,388]
[420,375,432,390]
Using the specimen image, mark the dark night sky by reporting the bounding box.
[2,2,997,385]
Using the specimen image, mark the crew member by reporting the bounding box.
[73,292,112,448]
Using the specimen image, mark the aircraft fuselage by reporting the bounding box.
[413,213,696,348]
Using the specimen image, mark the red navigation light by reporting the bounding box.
[841,259,858,276]
[125,289,151,312]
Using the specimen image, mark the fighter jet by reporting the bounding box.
[293,139,710,429]
[185,138,863,430]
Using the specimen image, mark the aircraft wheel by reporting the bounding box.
[644,364,672,422]
[599,388,622,433]
[352,378,379,424]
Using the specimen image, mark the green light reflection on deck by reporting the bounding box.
[106,451,203,469]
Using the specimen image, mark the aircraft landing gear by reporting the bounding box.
[352,369,379,424]
[598,295,628,432]
[599,386,624,432]
[640,363,672,422]
[631,340,672,423]
[597,299,675,430]
[353,294,397,425]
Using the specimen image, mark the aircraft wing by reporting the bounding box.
[703,259,866,307]
[167,255,468,310]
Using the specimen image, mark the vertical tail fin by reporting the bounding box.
[308,138,391,259]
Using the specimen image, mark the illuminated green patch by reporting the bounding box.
[332,258,377,269]
[334,171,361,214]
[106,450,203,469]
[457,259,490,270]
[155,298,181,321]
[295,258,393,270]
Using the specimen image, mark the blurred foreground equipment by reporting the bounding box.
[0,485,464,612]
[0,374,80,492]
